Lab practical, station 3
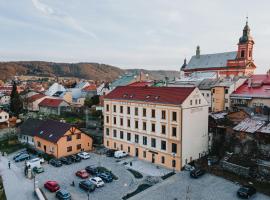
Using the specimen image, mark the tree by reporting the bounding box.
[10,81,23,116]
[84,95,100,108]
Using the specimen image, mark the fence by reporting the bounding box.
[221,160,250,178]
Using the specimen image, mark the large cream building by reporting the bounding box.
[103,86,209,171]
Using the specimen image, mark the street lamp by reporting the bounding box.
[87,189,90,200]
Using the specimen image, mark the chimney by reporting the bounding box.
[196,45,200,58]
[248,78,252,88]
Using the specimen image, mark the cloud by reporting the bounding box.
[31,0,97,39]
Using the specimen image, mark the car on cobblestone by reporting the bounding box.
[77,152,90,159]
[55,189,71,200]
[44,181,60,192]
[89,177,105,188]
[68,155,81,162]
[190,168,205,178]
[97,172,113,183]
[49,159,62,167]
[60,157,72,165]
[33,166,44,174]
[13,150,27,160]
[85,166,99,175]
[114,150,128,158]
[76,170,90,179]
[14,153,30,162]
[79,180,96,192]
[237,185,256,199]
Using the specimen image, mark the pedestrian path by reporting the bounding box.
[0,155,36,200]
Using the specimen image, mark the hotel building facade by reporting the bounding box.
[103,86,209,171]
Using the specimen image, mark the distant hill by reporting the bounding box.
[0,61,179,81]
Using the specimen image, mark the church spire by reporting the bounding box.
[239,17,252,44]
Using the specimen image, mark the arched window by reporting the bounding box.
[241,50,245,58]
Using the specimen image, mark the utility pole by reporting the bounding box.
[186,185,191,200]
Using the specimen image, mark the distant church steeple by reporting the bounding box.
[237,18,254,61]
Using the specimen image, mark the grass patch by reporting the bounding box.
[127,169,143,179]
[122,184,151,200]
[0,139,25,155]
[0,177,7,200]
[96,166,118,180]
[161,172,175,180]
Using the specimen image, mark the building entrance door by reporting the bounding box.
[135,148,139,157]
[152,154,155,163]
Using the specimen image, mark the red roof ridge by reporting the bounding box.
[105,86,195,105]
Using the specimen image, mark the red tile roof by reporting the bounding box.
[82,85,97,91]
[38,98,66,108]
[128,81,153,87]
[104,86,195,105]
[28,94,46,103]
[232,74,270,98]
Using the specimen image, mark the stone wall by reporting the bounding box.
[221,160,250,177]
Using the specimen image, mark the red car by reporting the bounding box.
[76,169,90,179]
[44,181,60,192]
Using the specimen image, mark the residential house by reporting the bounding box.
[81,84,97,98]
[231,74,270,113]
[18,118,44,146]
[97,82,110,96]
[39,98,70,115]
[104,86,209,171]
[0,110,9,123]
[0,94,10,105]
[34,120,93,158]
[25,93,47,111]
[45,83,66,96]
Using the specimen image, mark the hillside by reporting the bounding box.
[0,61,178,81]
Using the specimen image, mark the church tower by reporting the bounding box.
[237,18,254,61]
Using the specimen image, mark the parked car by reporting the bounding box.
[68,155,81,163]
[44,181,60,192]
[184,164,195,171]
[60,157,72,165]
[89,177,105,188]
[13,150,27,160]
[26,157,43,169]
[55,189,71,200]
[49,159,62,167]
[85,166,99,175]
[114,150,128,158]
[97,172,113,183]
[33,166,44,174]
[237,185,256,199]
[77,152,90,159]
[106,149,117,157]
[207,156,219,165]
[79,180,96,192]
[76,170,90,179]
[14,153,30,162]
[190,168,205,178]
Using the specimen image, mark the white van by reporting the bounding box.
[114,151,128,158]
[26,158,43,169]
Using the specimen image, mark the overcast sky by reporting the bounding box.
[0,0,269,73]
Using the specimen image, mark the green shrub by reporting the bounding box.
[127,169,143,179]
[161,172,175,180]
[122,184,151,199]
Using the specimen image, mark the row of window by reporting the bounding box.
[67,144,81,152]
[66,133,81,142]
[106,104,177,121]
[106,120,178,136]
[107,141,177,168]
[107,129,177,153]
[190,98,201,106]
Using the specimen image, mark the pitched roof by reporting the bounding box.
[104,86,195,105]
[19,118,44,137]
[231,74,270,99]
[39,98,66,108]
[82,85,97,91]
[110,74,135,88]
[185,51,237,70]
[233,118,265,133]
[128,81,153,87]
[27,94,46,103]
[34,120,73,143]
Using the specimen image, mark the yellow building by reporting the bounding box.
[33,120,93,158]
[104,86,209,171]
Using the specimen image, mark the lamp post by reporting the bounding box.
[87,189,90,200]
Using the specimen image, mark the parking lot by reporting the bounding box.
[7,152,143,200]
[1,151,270,200]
